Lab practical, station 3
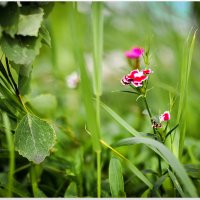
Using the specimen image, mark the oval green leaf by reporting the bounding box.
[14,114,56,164]
[109,158,125,197]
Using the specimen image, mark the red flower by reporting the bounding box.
[121,69,151,87]
[125,47,144,59]
[142,69,152,75]
[159,111,170,122]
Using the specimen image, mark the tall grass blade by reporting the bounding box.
[113,137,198,197]
[92,3,104,197]
[69,3,101,152]
[70,2,101,197]
[2,112,15,197]
[92,2,103,96]
[101,102,140,136]
[177,30,196,159]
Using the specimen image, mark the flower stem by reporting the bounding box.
[142,96,162,176]
[143,96,152,119]
[97,151,101,197]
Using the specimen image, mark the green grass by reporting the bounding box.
[176,30,197,160]
[2,113,15,197]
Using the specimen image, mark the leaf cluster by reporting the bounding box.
[0,2,56,164]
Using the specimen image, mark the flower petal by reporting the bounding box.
[142,69,152,75]
[125,47,144,59]
[159,111,170,122]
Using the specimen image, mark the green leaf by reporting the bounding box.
[168,169,185,197]
[17,7,44,37]
[112,90,140,95]
[113,137,198,197]
[38,2,54,18]
[1,34,42,65]
[0,3,19,36]
[14,113,56,164]
[64,182,78,198]
[109,158,125,197]
[39,24,51,47]
[18,65,32,95]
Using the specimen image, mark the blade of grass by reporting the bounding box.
[113,137,198,197]
[85,127,152,188]
[150,174,168,197]
[70,2,101,197]
[168,169,185,197]
[101,102,140,137]
[177,30,196,159]
[92,3,104,197]
[70,2,101,154]
[100,139,153,189]
[2,112,15,197]
[92,2,103,96]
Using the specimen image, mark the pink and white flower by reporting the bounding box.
[125,47,144,59]
[159,111,170,122]
[121,69,152,87]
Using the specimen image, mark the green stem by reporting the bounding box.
[97,151,101,197]
[96,95,101,197]
[31,164,38,197]
[3,113,15,197]
[143,96,152,119]
[142,96,162,176]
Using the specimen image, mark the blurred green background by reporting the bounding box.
[32,2,200,137]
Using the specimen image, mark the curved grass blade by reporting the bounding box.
[113,137,198,197]
[100,139,153,189]
[101,102,140,137]
[85,127,152,188]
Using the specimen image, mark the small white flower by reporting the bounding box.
[66,72,80,89]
